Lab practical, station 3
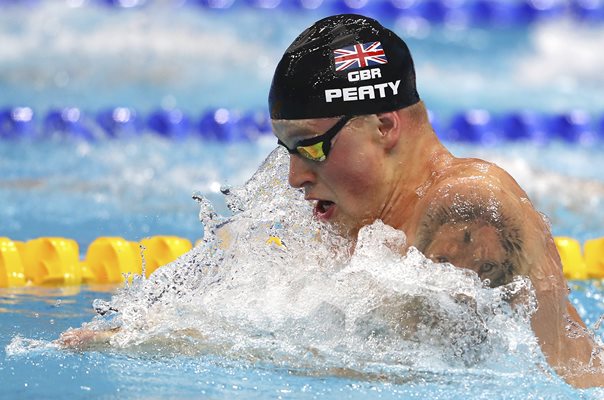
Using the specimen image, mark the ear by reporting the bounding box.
[376,112,400,151]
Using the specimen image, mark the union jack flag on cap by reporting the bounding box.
[333,41,388,72]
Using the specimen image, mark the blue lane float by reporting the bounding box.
[550,110,598,144]
[0,107,36,140]
[198,108,242,141]
[198,108,272,141]
[435,109,604,145]
[1,106,603,145]
[498,111,550,143]
[1,0,602,26]
[24,0,599,26]
[238,110,273,139]
[200,0,604,27]
[442,109,500,145]
[43,108,97,141]
[146,108,192,140]
[96,107,142,138]
[572,0,604,22]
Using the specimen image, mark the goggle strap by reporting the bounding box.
[277,139,296,154]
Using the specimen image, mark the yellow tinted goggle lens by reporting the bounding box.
[297,142,326,161]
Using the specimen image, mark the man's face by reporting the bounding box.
[273,116,390,236]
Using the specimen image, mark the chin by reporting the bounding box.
[335,219,364,239]
[317,215,351,236]
[317,210,369,238]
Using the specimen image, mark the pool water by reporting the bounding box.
[1,285,601,399]
[2,2,604,115]
[2,138,603,248]
[0,286,597,399]
[1,1,604,399]
[2,145,604,399]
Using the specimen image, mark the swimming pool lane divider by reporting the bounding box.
[0,236,193,288]
[2,0,603,26]
[1,106,604,145]
[0,235,603,288]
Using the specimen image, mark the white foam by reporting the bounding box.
[85,147,550,379]
[516,20,604,88]
[5,335,58,356]
[0,3,277,93]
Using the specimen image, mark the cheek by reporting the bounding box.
[327,149,383,197]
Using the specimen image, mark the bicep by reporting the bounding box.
[413,179,527,287]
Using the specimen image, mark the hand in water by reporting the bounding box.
[57,327,117,350]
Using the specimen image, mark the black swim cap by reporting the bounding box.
[269,14,420,120]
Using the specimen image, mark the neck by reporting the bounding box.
[378,125,452,234]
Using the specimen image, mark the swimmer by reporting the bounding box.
[269,14,603,387]
[59,13,602,387]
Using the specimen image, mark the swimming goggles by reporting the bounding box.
[277,115,353,162]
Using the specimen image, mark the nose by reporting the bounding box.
[288,155,316,188]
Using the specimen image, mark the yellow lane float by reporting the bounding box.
[0,235,193,287]
[140,236,192,277]
[584,237,604,279]
[0,234,603,288]
[0,237,26,287]
[85,237,143,284]
[554,237,588,280]
[23,237,82,286]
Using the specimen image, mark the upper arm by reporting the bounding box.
[412,165,540,287]
[412,162,599,378]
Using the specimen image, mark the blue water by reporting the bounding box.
[2,138,603,248]
[1,2,604,116]
[0,137,277,248]
[1,2,604,399]
[1,259,603,398]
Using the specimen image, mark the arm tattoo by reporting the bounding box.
[415,196,524,287]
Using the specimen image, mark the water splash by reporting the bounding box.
[6,335,59,356]
[62,147,553,383]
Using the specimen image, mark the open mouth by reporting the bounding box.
[314,200,335,220]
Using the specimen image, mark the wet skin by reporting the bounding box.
[57,105,602,388]
[421,221,513,288]
[275,115,393,236]
[273,104,604,388]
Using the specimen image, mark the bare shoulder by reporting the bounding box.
[431,157,528,199]
[415,157,531,230]
[415,157,538,226]
[412,158,603,386]
[411,157,551,286]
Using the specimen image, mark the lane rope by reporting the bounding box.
[1,235,603,287]
[1,106,603,144]
[1,0,603,27]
